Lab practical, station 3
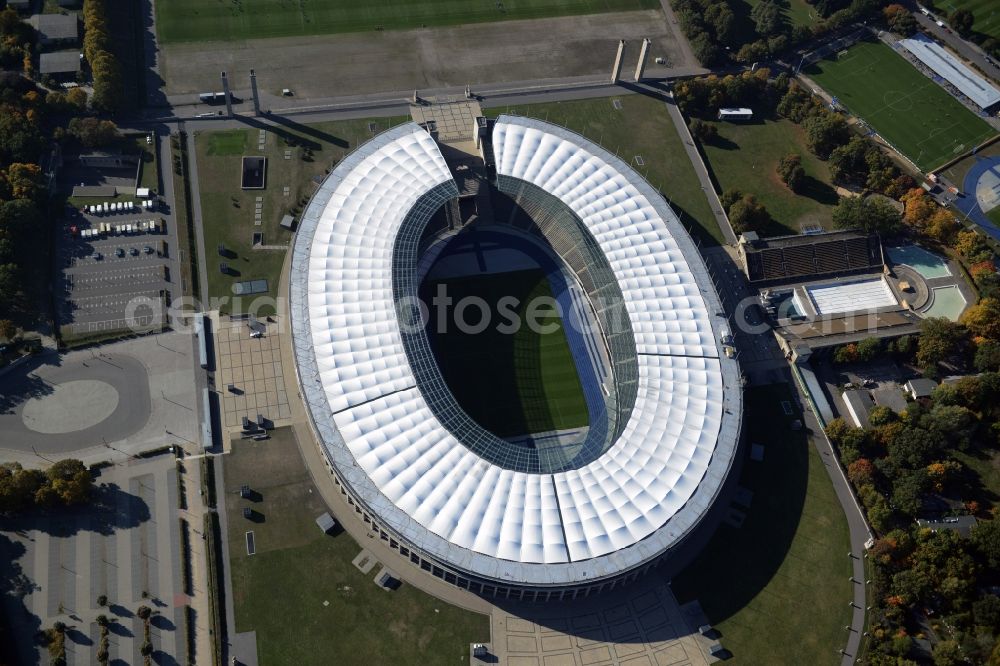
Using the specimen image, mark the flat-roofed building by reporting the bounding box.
[739,229,884,283]
[29,13,79,48]
[900,33,1000,111]
[39,51,81,77]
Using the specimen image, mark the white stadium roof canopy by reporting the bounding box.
[899,34,1000,110]
[290,118,741,586]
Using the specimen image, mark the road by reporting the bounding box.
[701,243,873,665]
[663,96,737,245]
[911,7,1000,84]
[120,52,876,666]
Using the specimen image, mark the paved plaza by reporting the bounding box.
[490,581,712,666]
[0,453,188,665]
[212,314,292,432]
[0,331,201,467]
[161,11,689,102]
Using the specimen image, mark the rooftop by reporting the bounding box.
[39,51,80,74]
[29,13,79,42]
[290,119,741,585]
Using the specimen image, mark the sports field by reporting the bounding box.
[424,268,588,438]
[804,39,996,172]
[156,0,658,44]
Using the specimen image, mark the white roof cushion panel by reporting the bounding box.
[493,120,717,358]
[305,121,727,567]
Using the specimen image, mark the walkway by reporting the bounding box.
[180,122,211,303]
[662,96,737,245]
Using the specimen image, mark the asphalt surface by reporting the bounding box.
[108,15,882,660]
[0,351,151,453]
[911,7,1000,85]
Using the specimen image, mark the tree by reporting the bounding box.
[973,594,1000,631]
[689,118,718,143]
[776,153,805,191]
[828,136,869,184]
[97,595,107,607]
[67,117,119,148]
[961,298,1000,341]
[45,459,92,505]
[751,1,783,35]
[89,50,122,113]
[869,405,896,427]
[136,605,151,620]
[0,319,14,340]
[917,317,968,368]
[949,9,975,37]
[970,519,1000,569]
[65,86,87,110]
[690,32,722,67]
[932,639,963,666]
[832,196,901,235]
[884,4,918,35]
[975,340,1000,372]
[3,162,43,201]
[727,193,769,233]
[803,112,850,158]
[892,469,929,515]
[857,336,882,362]
[0,104,44,165]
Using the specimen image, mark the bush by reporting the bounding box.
[689,118,718,143]
[777,153,805,192]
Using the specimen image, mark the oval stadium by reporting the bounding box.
[289,114,743,600]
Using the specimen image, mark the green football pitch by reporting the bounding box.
[804,39,996,172]
[424,268,588,438]
[155,0,658,44]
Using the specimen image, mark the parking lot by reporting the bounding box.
[56,206,173,337]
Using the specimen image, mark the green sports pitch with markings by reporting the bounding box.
[804,39,996,172]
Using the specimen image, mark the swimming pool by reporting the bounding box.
[887,245,951,279]
[924,286,966,321]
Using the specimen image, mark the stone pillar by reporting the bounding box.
[634,38,651,82]
[250,69,261,117]
[221,71,233,118]
[611,40,625,84]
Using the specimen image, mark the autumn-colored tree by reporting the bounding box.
[0,318,14,339]
[848,457,876,486]
[900,188,936,229]
[4,162,43,200]
[65,87,87,110]
[924,208,960,244]
[961,298,1000,341]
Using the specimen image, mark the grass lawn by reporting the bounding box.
[805,39,996,172]
[486,94,725,245]
[155,0,659,44]
[423,268,587,437]
[672,383,853,665]
[194,117,405,313]
[132,135,159,193]
[947,0,1000,41]
[697,117,839,235]
[953,449,1000,509]
[742,0,819,30]
[224,428,490,666]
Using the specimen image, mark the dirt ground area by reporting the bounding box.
[160,10,689,99]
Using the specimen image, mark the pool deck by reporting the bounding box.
[766,244,974,350]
